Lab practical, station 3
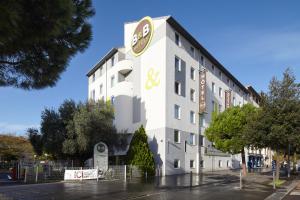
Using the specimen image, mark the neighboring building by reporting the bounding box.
[87,16,272,175]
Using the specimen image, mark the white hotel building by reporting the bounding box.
[87,16,272,176]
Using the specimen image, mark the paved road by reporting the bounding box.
[0,172,273,200]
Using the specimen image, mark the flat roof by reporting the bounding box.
[166,16,249,94]
[86,48,118,77]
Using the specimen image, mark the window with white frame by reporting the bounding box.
[199,135,204,146]
[190,111,195,124]
[175,33,181,46]
[111,56,115,67]
[100,67,103,76]
[174,159,180,169]
[212,100,216,112]
[190,67,195,80]
[190,160,195,168]
[199,114,205,127]
[219,70,222,78]
[212,82,215,93]
[227,160,230,167]
[92,74,95,82]
[190,46,195,57]
[190,89,195,102]
[233,97,236,106]
[110,75,115,88]
[175,105,181,119]
[91,89,95,101]
[200,56,204,66]
[219,87,222,97]
[219,160,222,168]
[111,96,115,105]
[200,160,204,168]
[175,57,181,72]
[212,65,215,73]
[175,81,181,95]
[100,84,103,95]
[189,133,196,145]
[174,130,180,143]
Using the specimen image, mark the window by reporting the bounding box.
[175,57,181,72]
[212,65,215,73]
[111,96,115,105]
[100,67,103,76]
[199,114,205,127]
[219,104,222,112]
[190,67,195,80]
[219,70,222,78]
[212,100,216,112]
[90,90,95,101]
[190,46,195,57]
[175,33,181,46]
[219,87,222,97]
[219,160,222,168]
[200,56,204,66]
[190,160,195,168]
[199,135,204,146]
[227,78,230,84]
[175,81,181,95]
[175,105,181,119]
[200,160,204,168]
[227,160,230,167]
[189,133,196,145]
[92,74,95,82]
[100,84,103,95]
[110,75,115,88]
[233,97,236,106]
[174,159,180,169]
[190,89,195,102]
[174,130,180,143]
[190,111,195,124]
[239,101,242,107]
[111,56,115,67]
[212,82,215,93]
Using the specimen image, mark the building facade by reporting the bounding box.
[87,16,272,175]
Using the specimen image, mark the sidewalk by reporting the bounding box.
[282,181,300,200]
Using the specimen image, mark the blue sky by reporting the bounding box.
[1,0,300,135]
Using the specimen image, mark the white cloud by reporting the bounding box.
[0,122,39,135]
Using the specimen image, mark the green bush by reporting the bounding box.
[127,125,155,176]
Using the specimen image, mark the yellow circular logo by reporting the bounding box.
[131,16,154,56]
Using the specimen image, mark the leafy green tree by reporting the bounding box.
[27,128,43,156]
[205,104,258,175]
[245,69,300,180]
[0,134,34,161]
[127,125,155,176]
[0,0,94,89]
[40,108,65,159]
[63,100,122,162]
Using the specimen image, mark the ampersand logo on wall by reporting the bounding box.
[145,68,160,90]
[131,16,154,56]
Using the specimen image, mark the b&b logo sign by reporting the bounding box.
[131,16,154,56]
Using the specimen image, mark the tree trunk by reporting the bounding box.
[276,150,280,181]
[241,149,247,176]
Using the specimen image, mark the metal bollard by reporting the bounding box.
[145,171,148,181]
[124,165,127,182]
[190,171,193,189]
[35,165,39,183]
[273,171,276,189]
[240,171,243,189]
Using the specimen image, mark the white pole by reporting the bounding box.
[124,165,127,182]
[81,167,83,181]
[35,165,38,183]
[96,167,99,182]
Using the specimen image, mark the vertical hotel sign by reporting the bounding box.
[225,90,231,109]
[131,16,154,56]
[199,69,206,113]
